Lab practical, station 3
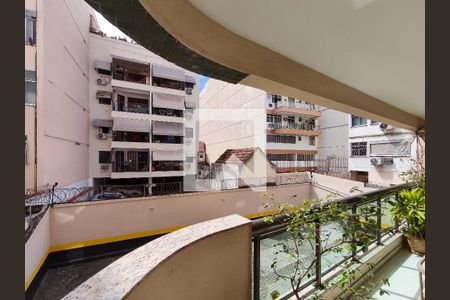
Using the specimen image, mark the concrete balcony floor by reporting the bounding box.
[351,248,424,300]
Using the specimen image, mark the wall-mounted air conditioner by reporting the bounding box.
[96,76,111,86]
[382,157,394,164]
[98,133,108,139]
[379,123,393,131]
[370,157,384,167]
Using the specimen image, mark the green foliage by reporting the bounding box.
[271,290,281,299]
[261,193,389,300]
[389,187,425,238]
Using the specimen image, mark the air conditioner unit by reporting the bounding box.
[186,87,193,95]
[98,133,108,139]
[100,164,110,172]
[379,123,393,131]
[370,157,384,167]
[96,76,111,86]
[268,103,273,108]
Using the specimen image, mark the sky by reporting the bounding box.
[95,11,209,92]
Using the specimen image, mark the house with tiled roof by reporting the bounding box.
[213,147,277,182]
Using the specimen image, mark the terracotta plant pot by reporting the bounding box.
[405,234,425,256]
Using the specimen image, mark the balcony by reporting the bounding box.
[271,160,318,173]
[111,58,150,85]
[268,101,321,117]
[152,135,183,144]
[113,97,149,115]
[56,183,422,300]
[152,161,184,172]
[152,107,184,118]
[111,150,150,178]
[267,122,320,136]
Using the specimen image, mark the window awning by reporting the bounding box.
[152,93,185,110]
[185,75,196,84]
[96,90,112,99]
[114,87,150,96]
[94,60,111,71]
[152,64,185,82]
[92,119,113,128]
[113,118,150,132]
[152,121,184,136]
[152,150,184,161]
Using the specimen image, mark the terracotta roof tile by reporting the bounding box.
[215,148,255,164]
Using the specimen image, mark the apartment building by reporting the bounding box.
[199,78,320,174]
[88,20,199,192]
[25,0,93,192]
[348,115,419,185]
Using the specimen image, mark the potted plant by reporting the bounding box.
[389,187,425,255]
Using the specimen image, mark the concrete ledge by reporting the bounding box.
[62,214,252,300]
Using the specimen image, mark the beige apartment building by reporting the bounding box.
[25,0,92,192]
[199,78,320,174]
[88,20,199,192]
[24,0,199,194]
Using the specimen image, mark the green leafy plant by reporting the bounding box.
[262,193,390,300]
[389,187,425,239]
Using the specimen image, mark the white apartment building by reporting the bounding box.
[348,115,418,185]
[88,21,199,193]
[199,79,320,174]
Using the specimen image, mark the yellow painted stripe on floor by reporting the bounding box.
[25,248,50,291]
[49,225,185,252]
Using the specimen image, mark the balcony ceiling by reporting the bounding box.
[87,0,424,130]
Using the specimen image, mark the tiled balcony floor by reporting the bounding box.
[352,248,424,300]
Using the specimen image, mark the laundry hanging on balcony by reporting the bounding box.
[152,121,184,136]
[152,64,186,82]
[152,93,185,110]
[152,150,184,161]
[112,118,150,132]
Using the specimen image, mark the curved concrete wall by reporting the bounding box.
[63,215,251,300]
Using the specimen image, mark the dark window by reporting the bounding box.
[351,115,368,127]
[309,136,315,146]
[99,151,111,163]
[298,136,302,141]
[351,142,367,157]
[100,127,110,134]
[185,127,194,138]
[266,114,274,123]
[97,69,111,76]
[25,70,36,105]
[266,135,296,144]
[25,10,36,45]
[98,97,111,105]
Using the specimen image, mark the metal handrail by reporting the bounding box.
[250,181,416,300]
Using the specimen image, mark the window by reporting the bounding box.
[274,115,282,123]
[309,136,315,146]
[267,154,297,161]
[25,10,36,45]
[351,142,367,157]
[99,151,111,163]
[351,115,368,127]
[370,141,411,157]
[266,135,296,144]
[25,70,36,105]
[298,136,302,141]
[370,120,380,125]
[271,94,282,102]
[286,116,295,124]
[266,114,274,123]
[185,127,194,138]
[25,136,29,164]
[100,127,111,134]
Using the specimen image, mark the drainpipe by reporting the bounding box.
[33,31,38,193]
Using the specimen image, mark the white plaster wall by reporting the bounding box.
[317,108,349,159]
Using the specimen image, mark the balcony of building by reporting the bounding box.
[151,64,193,96]
[266,121,320,136]
[151,150,185,176]
[151,92,185,122]
[111,90,151,121]
[268,97,321,117]
[110,149,150,178]
[26,181,422,300]
[111,57,150,86]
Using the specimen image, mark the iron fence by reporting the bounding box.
[251,182,416,300]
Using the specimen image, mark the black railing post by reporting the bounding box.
[394,192,399,232]
[315,219,322,287]
[376,198,382,245]
[253,236,261,300]
[351,203,357,260]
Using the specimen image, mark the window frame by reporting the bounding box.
[25,10,36,45]
[350,142,368,157]
[351,115,368,127]
[99,151,112,164]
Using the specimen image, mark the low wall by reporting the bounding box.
[25,208,51,290]
[50,183,311,249]
[312,172,367,196]
[63,215,252,300]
